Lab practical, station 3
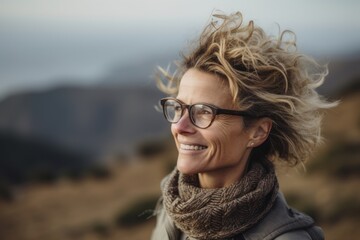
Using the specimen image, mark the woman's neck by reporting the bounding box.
[198,159,250,188]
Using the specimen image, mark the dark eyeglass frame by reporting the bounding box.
[160,97,258,129]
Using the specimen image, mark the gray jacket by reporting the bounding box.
[151,193,324,240]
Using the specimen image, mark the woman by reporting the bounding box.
[152,11,334,240]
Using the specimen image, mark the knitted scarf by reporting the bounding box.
[161,160,279,240]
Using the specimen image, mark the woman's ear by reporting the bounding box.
[247,118,272,147]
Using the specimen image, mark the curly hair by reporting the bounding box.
[156,11,337,166]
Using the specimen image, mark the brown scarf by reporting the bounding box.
[161,160,279,240]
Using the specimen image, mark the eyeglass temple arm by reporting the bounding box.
[216,109,257,118]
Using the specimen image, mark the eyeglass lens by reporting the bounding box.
[191,104,213,128]
[164,100,182,122]
[163,99,214,128]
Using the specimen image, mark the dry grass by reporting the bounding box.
[0,157,168,240]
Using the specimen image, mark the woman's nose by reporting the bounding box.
[171,110,196,134]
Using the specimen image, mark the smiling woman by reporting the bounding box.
[151,11,336,240]
[167,69,265,189]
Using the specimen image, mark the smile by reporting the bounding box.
[180,144,207,151]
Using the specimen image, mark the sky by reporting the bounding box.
[0,0,360,99]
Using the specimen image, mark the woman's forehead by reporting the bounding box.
[177,69,234,107]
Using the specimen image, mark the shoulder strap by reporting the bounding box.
[305,226,324,240]
[242,193,321,240]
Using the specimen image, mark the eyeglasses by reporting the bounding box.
[160,97,257,129]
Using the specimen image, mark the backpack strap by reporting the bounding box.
[305,226,324,240]
[242,193,323,240]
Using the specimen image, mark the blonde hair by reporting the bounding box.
[156,11,337,166]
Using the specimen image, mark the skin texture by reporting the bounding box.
[171,68,272,189]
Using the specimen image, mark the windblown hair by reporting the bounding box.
[156,11,336,166]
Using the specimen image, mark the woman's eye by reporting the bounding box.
[199,110,211,114]
[174,105,182,112]
[197,106,212,115]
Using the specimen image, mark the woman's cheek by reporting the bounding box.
[204,132,226,163]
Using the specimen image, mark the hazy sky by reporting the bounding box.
[0,0,359,98]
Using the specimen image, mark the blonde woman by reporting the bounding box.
[152,11,334,240]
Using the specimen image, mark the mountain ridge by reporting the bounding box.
[0,85,168,157]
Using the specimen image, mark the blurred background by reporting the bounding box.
[0,0,359,239]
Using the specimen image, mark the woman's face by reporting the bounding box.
[171,68,254,187]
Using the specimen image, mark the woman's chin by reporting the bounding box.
[176,157,202,175]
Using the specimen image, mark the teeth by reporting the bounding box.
[180,144,207,150]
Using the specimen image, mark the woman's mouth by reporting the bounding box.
[179,143,207,151]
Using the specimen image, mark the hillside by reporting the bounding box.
[0,131,90,185]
